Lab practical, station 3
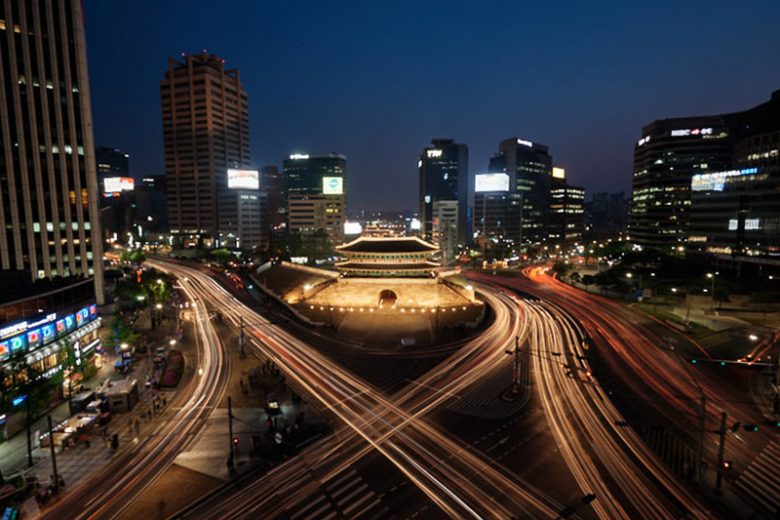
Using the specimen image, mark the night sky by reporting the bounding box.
[84,0,780,212]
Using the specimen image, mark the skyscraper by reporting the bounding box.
[630,116,731,251]
[283,153,347,248]
[548,167,585,245]
[686,90,780,264]
[161,52,250,246]
[491,138,553,245]
[585,192,629,238]
[418,139,469,246]
[261,165,285,229]
[0,0,104,303]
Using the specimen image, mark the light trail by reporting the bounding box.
[43,263,229,520]
[159,260,565,519]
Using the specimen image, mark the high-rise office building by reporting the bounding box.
[418,139,470,246]
[473,170,522,260]
[283,153,347,248]
[261,165,285,229]
[548,167,585,245]
[161,52,250,246]
[136,176,168,232]
[96,146,129,180]
[0,0,104,303]
[630,116,732,250]
[585,192,629,239]
[96,147,134,244]
[687,90,780,264]
[431,200,459,265]
[633,89,780,258]
[489,138,553,245]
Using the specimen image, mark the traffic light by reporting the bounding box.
[743,423,759,432]
[232,436,239,447]
[722,460,733,471]
[720,361,727,367]
[691,359,698,364]
[731,422,741,432]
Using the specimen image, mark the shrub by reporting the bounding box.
[160,350,184,388]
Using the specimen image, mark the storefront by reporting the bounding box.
[0,303,102,393]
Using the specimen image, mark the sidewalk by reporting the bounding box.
[173,323,329,481]
[0,305,181,495]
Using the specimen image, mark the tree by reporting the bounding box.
[714,288,730,309]
[120,248,146,265]
[551,261,569,277]
[570,272,581,284]
[582,274,595,291]
[103,313,139,354]
[212,248,234,266]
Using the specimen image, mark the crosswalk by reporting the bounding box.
[637,426,697,480]
[445,362,528,419]
[286,469,390,520]
[733,440,780,517]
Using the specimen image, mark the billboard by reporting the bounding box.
[344,221,362,235]
[475,173,509,193]
[227,169,260,190]
[103,177,134,194]
[552,167,566,179]
[322,176,344,195]
[691,168,758,192]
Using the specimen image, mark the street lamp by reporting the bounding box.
[748,334,759,342]
[706,273,716,310]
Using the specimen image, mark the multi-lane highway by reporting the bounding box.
[469,267,776,516]
[521,297,711,518]
[164,259,723,520]
[43,264,229,519]
[159,259,568,519]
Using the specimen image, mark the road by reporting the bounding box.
[522,297,711,518]
[469,268,777,516]
[171,259,720,520]
[158,259,570,519]
[42,263,229,519]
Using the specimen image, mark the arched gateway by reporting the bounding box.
[378,290,398,308]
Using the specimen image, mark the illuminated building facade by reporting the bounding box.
[161,53,250,244]
[283,154,347,247]
[0,0,104,303]
[473,169,523,259]
[97,147,135,243]
[630,117,731,250]
[431,201,459,266]
[548,167,585,245]
[633,88,780,259]
[0,278,103,436]
[418,139,470,245]
[687,90,780,264]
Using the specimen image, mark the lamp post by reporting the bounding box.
[706,273,715,311]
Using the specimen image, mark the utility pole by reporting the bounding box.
[227,396,235,473]
[774,353,780,415]
[695,395,706,483]
[26,396,33,467]
[239,316,245,358]
[506,336,522,394]
[48,415,59,495]
[715,411,728,493]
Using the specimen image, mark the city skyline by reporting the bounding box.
[84,0,780,211]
